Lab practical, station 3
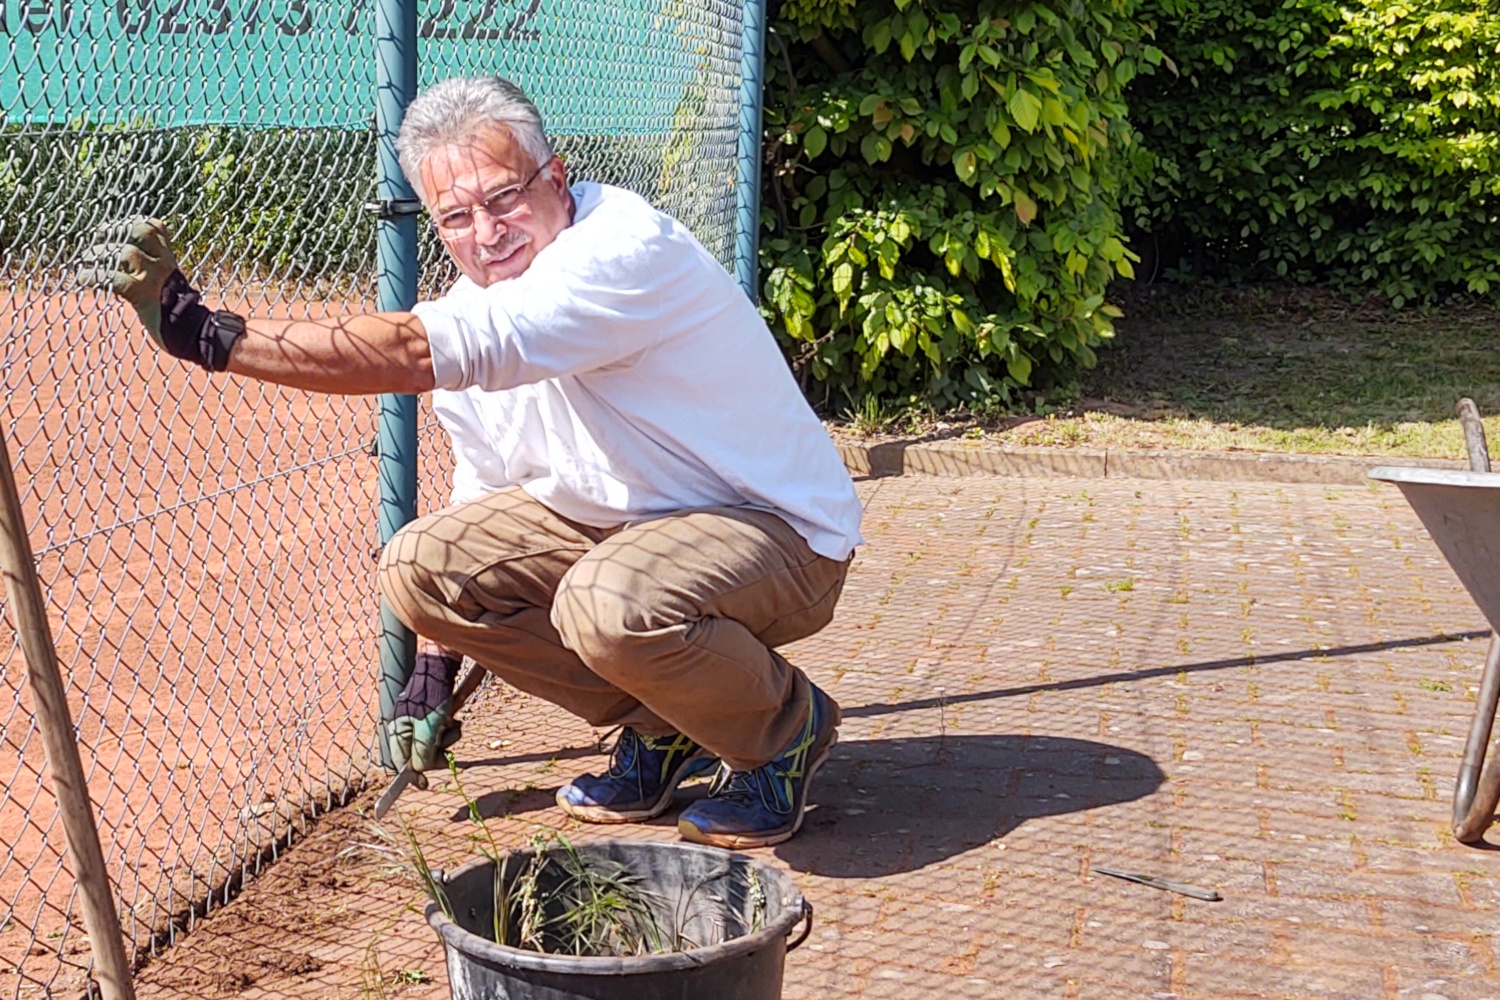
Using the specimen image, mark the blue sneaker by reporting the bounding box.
[556,729,716,823]
[677,686,839,849]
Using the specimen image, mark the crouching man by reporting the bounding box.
[86,75,863,848]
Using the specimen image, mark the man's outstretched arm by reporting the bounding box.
[80,217,435,395]
[226,313,435,395]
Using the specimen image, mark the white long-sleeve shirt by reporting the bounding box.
[411,182,864,561]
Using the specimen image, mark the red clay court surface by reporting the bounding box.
[103,471,1500,1000]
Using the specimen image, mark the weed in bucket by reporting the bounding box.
[359,756,812,999]
[438,752,676,956]
[366,755,764,958]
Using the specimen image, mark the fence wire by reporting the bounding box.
[0,1,748,995]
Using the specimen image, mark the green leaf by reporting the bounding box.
[1008,89,1042,132]
[861,133,893,164]
[832,261,854,303]
[1007,352,1033,385]
[953,148,978,183]
[857,93,883,116]
[804,126,827,159]
[996,253,1016,293]
[1013,191,1038,225]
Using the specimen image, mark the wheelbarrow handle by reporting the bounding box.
[1456,398,1491,473]
[1455,634,1500,843]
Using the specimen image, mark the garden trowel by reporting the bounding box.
[374,663,487,819]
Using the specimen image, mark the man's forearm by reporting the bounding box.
[226,311,437,395]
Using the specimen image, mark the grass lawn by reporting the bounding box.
[834,287,1500,460]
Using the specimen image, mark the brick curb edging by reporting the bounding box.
[835,439,1467,485]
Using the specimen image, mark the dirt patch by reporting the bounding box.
[149,919,324,996]
[133,785,442,999]
[129,680,576,1000]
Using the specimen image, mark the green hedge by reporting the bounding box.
[1129,0,1500,305]
[759,0,1151,412]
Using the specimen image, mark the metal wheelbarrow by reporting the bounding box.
[1370,399,1500,844]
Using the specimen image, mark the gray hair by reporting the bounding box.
[396,76,555,199]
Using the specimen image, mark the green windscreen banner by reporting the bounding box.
[1,0,711,130]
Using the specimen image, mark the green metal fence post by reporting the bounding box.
[374,0,420,769]
[734,0,768,301]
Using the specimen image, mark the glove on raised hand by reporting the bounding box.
[78,218,244,371]
[384,651,465,788]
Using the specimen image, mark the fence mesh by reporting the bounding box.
[0,1,748,995]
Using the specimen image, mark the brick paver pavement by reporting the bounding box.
[134,474,1500,1000]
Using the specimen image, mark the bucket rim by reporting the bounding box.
[424,839,807,975]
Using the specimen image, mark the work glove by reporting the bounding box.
[384,651,465,788]
[77,218,245,372]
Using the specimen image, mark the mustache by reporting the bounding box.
[475,233,531,264]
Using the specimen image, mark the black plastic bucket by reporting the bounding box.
[426,839,813,1000]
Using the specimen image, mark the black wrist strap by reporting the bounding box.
[159,270,246,372]
[205,311,246,372]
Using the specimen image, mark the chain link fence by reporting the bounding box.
[0,1,751,994]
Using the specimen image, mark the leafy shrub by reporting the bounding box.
[1129,0,1500,305]
[759,0,1152,412]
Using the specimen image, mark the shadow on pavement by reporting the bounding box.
[776,735,1163,878]
[456,742,601,770]
[843,631,1488,721]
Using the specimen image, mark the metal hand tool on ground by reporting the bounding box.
[1092,867,1222,901]
[374,663,487,819]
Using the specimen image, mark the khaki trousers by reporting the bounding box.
[376,487,848,770]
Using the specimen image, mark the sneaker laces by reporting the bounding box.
[596,726,623,755]
[603,728,643,779]
[706,763,755,803]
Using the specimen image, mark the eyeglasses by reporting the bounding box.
[431,164,546,236]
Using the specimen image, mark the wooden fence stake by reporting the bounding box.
[0,425,136,1000]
